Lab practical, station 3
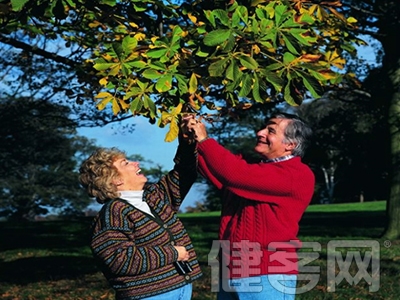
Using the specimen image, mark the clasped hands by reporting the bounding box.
[180,115,208,144]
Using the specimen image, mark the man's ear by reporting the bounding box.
[285,142,296,152]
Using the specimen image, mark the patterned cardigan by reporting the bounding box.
[90,142,202,299]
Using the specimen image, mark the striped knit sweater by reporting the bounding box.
[197,138,315,278]
[90,143,202,299]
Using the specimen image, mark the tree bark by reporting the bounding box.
[384,56,400,239]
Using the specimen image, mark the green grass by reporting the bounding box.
[1,201,399,300]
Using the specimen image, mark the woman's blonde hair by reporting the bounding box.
[79,147,126,204]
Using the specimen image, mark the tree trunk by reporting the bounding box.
[383,56,400,240]
[376,0,400,239]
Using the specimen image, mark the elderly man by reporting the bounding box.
[187,112,315,300]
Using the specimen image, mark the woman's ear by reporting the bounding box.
[112,177,124,187]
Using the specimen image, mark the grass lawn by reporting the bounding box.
[1,200,399,300]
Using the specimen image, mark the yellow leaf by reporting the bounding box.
[117,98,130,110]
[325,50,346,69]
[109,64,121,76]
[347,16,358,23]
[188,13,197,23]
[160,111,173,125]
[129,22,139,28]
[96,98,110,111]
[112,99,120,115]
[252,44,261,54]
[99,77,108,86]
[95,92,113,99]
[189,73,198,94]
[165,118,179,142]
[88,20,102,28]
[299,54,321,63]
[318,70,338,80]
[134,32,146,41]
[101,53,113,61]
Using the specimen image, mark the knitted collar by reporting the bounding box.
[261,154,296,164]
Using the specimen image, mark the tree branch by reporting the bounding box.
[0,34,80,68]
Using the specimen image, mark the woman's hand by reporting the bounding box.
[174,245,190,261]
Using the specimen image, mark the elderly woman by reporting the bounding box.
[79,132,202,300]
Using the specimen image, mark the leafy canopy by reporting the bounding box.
[2,0,364,140]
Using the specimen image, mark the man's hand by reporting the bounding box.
[186,116,208,143]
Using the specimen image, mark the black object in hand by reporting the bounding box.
[174,261,193,275]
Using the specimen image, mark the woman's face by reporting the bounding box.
[112,157,148,191]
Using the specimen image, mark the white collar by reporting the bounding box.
[119,190,154,217]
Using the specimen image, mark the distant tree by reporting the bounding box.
[0,97,97,221]
[311,0,400,239]
[297,94,389,204]
[185,201,208,213]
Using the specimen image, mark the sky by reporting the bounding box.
[78,116,207,213]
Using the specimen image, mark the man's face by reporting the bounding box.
[254,118,294,159]
[112,157,148,190]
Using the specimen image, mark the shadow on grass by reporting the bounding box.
[0,211,390,292]
[299,211,386,238]
[0,255,99,284]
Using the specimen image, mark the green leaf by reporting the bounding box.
[121,63,131,77]
[238,74,253,97]
[100,0,116,6]
[296,71,323,98]
[226,59,241,81]
[212,9,230,26]
[112,42,124,59]
[148,61,167,71]
[143,95,157,118]
[122,36,138,53]
[125,60,147,69]
[235,5,248,24]
[142,69,162,80]
[263,71,284,92]
[204,29,232,46]
[239,55,258,70]
[252,74,263,103]
[147,48,168,58]
[284,82,298,106]
[130,97,144,113]
[93,62,118,71]
[175,74,189,94]
[264,63,284,71]
[171,25,183,45]
[281,35,299,55]
[125,87,143,98]
[136,80,149,91]
[290,29,317,46]
[155,74,173,92]
[222,35,236,52]
[274,5,288,26]
[10,0,29,11]
[209,58,228,77]
[283,52,296,64]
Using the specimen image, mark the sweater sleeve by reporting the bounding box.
[155,141,198,211]
[197,138,302,202]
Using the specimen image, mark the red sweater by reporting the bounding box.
[197,139,315,278]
